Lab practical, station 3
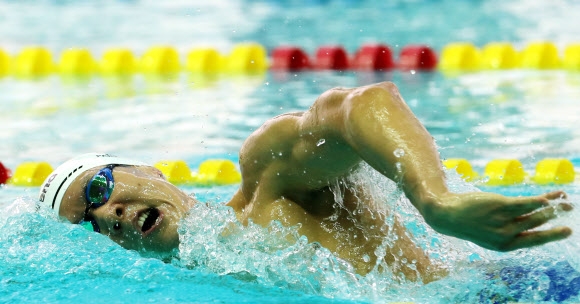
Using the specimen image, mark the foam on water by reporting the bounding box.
[0,199,352,303]
[1,163,579,302]
[174,164,580,302]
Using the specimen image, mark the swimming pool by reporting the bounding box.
[1,0,580,302]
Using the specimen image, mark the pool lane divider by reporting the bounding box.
[0,161,11,184]
[443,158,576,186]
[439,42,580,71]
[153,159,241,186]
[1,158,576,187]
[1,159,241,187]
[7,161,53,187]
[0,49,9,77]
[2,41,580,80]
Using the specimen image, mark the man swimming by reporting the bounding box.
[38,82,572,283]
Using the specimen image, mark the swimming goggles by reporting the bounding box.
[79,165,117,233]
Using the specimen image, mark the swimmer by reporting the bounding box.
[38,82,572,283]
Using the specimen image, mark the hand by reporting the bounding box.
[424,191,573,251]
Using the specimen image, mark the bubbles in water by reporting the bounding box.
[316,139,325,146]
[177,164,580,302]
[395,162,403,173]
[362,254,370,263]
[393,148,405,158]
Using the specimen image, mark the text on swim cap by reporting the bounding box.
[39,173,57,203]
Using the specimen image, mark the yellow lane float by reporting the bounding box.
[533,158,575,185]
[520,42,561,70]
[14,47,54,78]
[9,162,54,187]
[439,43,481,71]
[481,42,519,69]
[484,159,526,186]
[564,44,580,70]
[101,48,137,75]
[443,158,478,181]
[140,46,181,74]
[225,43,268,74]
[59,48,97,76]
[186,48,222,74]
[0,49,9,77]
[154,159,241,186]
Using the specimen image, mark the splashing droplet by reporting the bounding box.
[316,139,326,146]
[393,148,405,158]
[362,254,370,263]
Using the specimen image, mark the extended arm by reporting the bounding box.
[337,83,572,251]
[240,82,571,252]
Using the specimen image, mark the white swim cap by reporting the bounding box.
[38,153,148,214]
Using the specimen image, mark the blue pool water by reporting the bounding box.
[2,0,580,302]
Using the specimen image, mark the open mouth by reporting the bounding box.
[136,208,161,234]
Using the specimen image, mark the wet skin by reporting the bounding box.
[59,165,195,253]
[58,82,573,282]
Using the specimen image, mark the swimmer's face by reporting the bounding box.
[58,165,196,253]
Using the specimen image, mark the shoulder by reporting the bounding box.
[238,112,304,198]
[240,111,303,164]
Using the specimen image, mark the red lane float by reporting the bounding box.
[271,46,311,71]
[398,45,437,71]
[352,44,394,70]
[314,46,349,70]
[0,162,11,184]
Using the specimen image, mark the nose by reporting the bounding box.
[88,202,128,235]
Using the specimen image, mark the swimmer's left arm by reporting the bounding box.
[294,82,573,251]
[240,81,572,252]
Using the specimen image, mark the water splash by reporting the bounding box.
[1,168,579,302]
[177,165,580,302]
[393,148,405,158]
